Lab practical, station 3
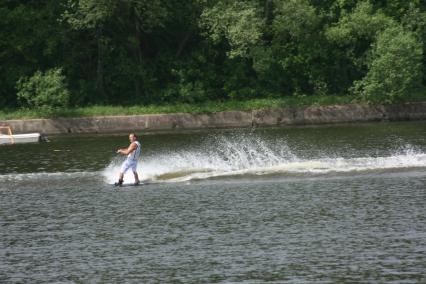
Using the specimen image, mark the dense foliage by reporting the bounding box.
[16,67,70,110]
[1,0,425,110]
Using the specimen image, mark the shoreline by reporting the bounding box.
[1,102,426,135]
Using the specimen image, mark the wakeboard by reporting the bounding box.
[111,182,144,188]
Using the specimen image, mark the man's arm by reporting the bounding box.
[117,142,137,155]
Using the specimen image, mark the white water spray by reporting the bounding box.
[102,134,426,184]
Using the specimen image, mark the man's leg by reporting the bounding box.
[133,171,140,185]
[115,172,124,186]
[132,161,140,185]
[116,161,129,186]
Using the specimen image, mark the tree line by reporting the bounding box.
[0,0,425,110]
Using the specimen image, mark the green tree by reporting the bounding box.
[0,1,66,108]
[16,68,70,110]
[353,26,423,103]
[1,0,426,110]
[325,1,393,67]
[63,0,116,102]
[268,0,325,96]
[63,0,168,103]
[401,3,426,84]
[199,0,264,59]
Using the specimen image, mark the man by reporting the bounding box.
[115,133,141,186]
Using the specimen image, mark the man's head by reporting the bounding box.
[129,133,137,142]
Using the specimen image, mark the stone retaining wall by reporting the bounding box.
[1,102,425,134]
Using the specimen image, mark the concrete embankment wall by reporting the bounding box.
[2,102,426,134]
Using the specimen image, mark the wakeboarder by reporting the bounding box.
[115,133,141,186]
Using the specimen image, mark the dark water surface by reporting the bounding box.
[1,122,426,283]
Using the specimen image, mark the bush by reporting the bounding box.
[353,26,423,103]
[16,68,70,110]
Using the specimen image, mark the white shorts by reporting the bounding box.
[120,159,138,173]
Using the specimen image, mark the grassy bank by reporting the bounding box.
[1,92,425,120]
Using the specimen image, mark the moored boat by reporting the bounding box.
[0,133,42,144]
[0,126,44,145]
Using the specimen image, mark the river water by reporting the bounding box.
[1,122,425,283]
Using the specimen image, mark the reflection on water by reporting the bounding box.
[0,122,426,283]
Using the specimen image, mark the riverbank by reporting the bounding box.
[1,102,425,135]
[0,96,357,120]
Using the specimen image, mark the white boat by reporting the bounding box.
[0,126,45,145]
[0,133,42,145]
